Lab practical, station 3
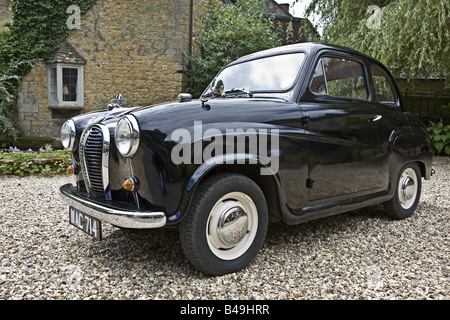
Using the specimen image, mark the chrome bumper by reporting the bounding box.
[59,183,166,229]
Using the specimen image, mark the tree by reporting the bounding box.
[303,0,449,86]
[185,0,296,97]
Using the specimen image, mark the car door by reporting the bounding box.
[300,54,386,201]
[368,63,414,185]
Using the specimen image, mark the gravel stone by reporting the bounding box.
[0,157,448,300]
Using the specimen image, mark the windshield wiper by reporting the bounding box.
[223,88,253,98]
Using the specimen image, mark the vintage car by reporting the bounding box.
[59,43,433,275]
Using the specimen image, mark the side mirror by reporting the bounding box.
[202,78,224,101]
[178,93,192,102]
[211,78,224,96]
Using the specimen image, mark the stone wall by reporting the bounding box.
[68,0,192,108]
[17,0,202,140]
[17,62,55,138]
[0,0,10,25]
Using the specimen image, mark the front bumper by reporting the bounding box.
[60,183,166,229]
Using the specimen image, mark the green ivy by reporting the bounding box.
[0,0,96,141]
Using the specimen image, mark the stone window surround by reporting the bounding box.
[47,63,84,110]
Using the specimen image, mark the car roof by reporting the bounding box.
[229,42,382,67]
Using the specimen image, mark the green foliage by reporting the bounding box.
[304,0,450,87]
[0,59,33,140]
[0,145,71,176]
[185,0,300,97]
[427,121,450,156]
[0,0,96,141]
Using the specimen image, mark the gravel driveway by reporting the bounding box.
[1,157,448,300]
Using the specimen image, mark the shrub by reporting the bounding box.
[427,121,450,156]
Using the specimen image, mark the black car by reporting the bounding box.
[60,43,433,275]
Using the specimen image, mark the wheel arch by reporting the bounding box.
[186,157,283,223]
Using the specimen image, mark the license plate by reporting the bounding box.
[69,207,102,240]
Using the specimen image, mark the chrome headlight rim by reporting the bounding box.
[115,115,140,158]
[61,119,76,151]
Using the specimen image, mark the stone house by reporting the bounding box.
[1,0,315,146]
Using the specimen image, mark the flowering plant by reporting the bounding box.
[0,145,71,176]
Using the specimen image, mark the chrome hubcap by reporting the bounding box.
[217,206,248,246]
[401,176,415,200]
[398,168,418,209]
[207,192,258,260]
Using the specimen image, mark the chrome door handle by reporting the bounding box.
[369,115,382,122]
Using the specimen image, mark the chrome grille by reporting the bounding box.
[79,124,110,196]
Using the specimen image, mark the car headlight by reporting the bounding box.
[115,115,140,157]
[61,120,76,151]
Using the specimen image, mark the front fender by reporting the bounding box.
[187,153,279,192]
[163,153,283,224]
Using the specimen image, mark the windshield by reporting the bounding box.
[216,52,306,93]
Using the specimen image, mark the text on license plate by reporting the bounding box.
[69,207,102,240]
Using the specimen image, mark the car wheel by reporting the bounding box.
[384,162,421,220]
[179,173,268,275]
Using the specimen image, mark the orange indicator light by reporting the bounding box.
[66,164,78,175]
[67,165,74,175]
[123,178,135,191]
[123,177,139,192]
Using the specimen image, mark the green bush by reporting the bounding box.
[427,121,450,156]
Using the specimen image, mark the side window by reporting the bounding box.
[310,57,368,100]
[310,60,327,94]
[371,65,396,104]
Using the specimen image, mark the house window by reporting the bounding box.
[47,64,84,109]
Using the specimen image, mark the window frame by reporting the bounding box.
[47,63,84,109]
[308,53,370,102]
